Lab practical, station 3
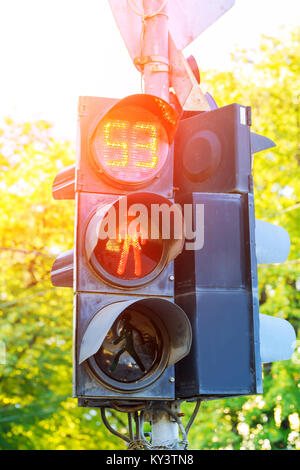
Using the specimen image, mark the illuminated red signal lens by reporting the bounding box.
[92,105,169,184]
[86,193,185,287]
[93,229,164,281]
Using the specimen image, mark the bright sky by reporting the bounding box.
[0,0,299,141]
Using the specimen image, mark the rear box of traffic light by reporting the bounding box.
[174,192,263,399]
[174,104,252,195]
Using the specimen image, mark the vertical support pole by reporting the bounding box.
[151,405,181,450]
[142,0,169,102]
[141,0,184,449]
[142,0,183,448]
[137,0,185,450]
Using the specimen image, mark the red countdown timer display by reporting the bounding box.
[91,105,169,185]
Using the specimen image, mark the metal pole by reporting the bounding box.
[141,0,185,449]
[142,0,169,102]
[151,404,181,450]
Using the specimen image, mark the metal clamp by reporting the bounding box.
[134,55,170,73]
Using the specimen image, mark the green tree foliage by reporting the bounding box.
[0,120,124,449]
[0,27,299,450]
[185,27,300,450]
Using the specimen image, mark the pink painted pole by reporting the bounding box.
[142,0,169,103]
[141,2,186,450]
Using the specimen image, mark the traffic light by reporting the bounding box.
[51,97,296,405]
[51,93,192,407]
[173,103,296,399]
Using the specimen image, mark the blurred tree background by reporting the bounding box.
[0,27,299,450]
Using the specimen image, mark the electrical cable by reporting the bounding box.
[128,412,134,441]
[185,400,201,437]
[127,411,152,451]
[139,409,148,441]
[100,407,131,444]
[100,403,197,449]
[149,404,189,449]
[134,411,141,440]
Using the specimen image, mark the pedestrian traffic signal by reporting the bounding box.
[51,96,295,406]
[51,93,192,407]
[78,297,191,396]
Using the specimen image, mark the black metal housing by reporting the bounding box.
[174,104,252,194]
[174,192,262,399]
